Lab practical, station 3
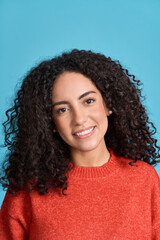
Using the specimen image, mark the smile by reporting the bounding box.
[73,126,95,138]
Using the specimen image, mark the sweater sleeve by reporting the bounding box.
[151,168,160,240]
[0,189,31,240]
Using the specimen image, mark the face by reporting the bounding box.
[52,72,110,153]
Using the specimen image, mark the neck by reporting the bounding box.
[70,141,110,167]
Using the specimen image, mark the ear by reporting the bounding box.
[106,109,112,116]
[108,110,112,116]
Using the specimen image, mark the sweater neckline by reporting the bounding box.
[68,149,120,178]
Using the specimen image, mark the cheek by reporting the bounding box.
[93,104,108,133]
[53,118,70,140]
[94,104,107,122]
[54,119,65,132]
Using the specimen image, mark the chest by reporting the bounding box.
[29,178,152,239]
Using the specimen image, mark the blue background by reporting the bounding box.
[0,0,160,206]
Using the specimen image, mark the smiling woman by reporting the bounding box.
[0,49,160,239]
[52,72,110,166]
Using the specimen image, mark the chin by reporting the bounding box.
[74,142,101,152]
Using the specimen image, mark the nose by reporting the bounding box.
[72,107,87,126]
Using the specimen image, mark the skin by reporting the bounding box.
[52,72,111,167]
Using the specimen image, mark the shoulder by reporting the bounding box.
[130,157,159,178]
[1,187,56,215]
[1,188,41,216]
[1,189,31,216]
[112,150,160,186]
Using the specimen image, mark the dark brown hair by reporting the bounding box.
[1,49,160,195]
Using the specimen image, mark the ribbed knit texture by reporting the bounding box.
[0,150,160,240]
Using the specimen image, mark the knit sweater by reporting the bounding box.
[0,150,160,240]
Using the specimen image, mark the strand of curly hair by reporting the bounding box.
[1,49,160,195]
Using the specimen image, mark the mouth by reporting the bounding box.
[73,126,96,138]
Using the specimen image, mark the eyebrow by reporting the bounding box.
[52,91,96,107]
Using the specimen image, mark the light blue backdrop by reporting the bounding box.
[0,0,160,206]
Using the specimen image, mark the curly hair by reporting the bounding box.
[1,49,160,195]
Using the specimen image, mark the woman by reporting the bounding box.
[0,49,160,239]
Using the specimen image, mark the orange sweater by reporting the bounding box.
[0,150,160,240]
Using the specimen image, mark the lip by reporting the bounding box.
[73,126,95,135]
[73,126,96,139]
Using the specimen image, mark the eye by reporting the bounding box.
[85,98,95,104]
[56,107,68,114]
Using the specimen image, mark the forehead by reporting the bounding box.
[52,72,99,99]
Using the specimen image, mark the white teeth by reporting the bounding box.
[75,127,94,136]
